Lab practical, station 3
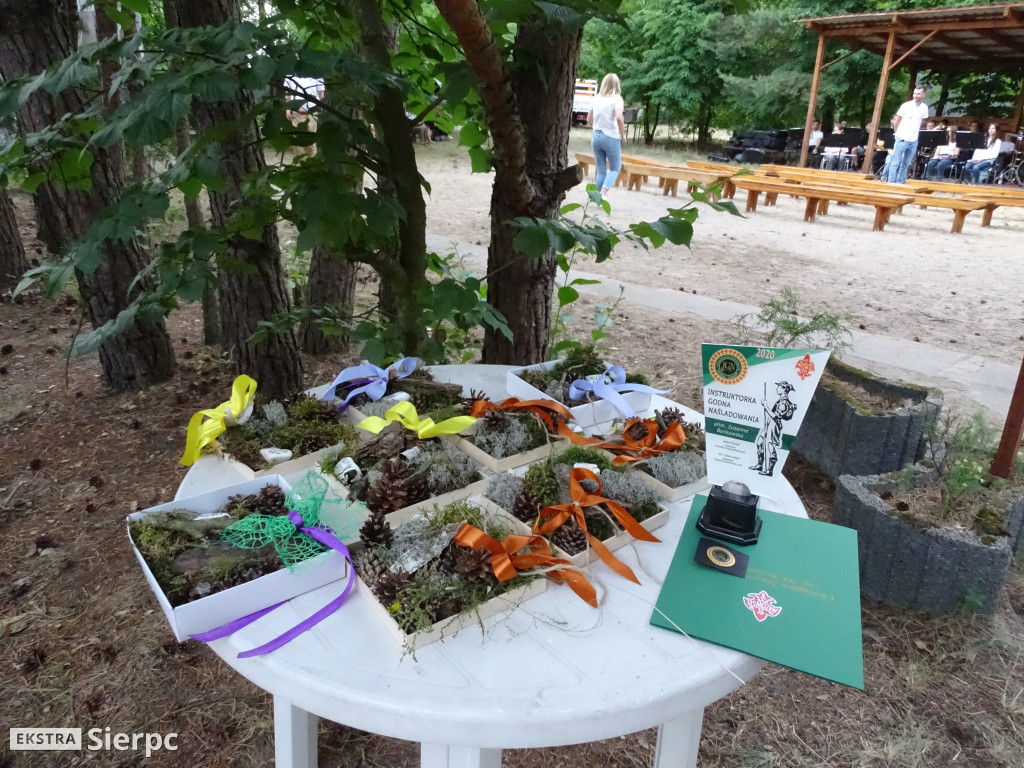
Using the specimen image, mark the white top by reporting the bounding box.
[285,76,324,112]
[969,142,1001,163]
[809,129,823,148]
[591,94,624,138]
[894,100,929,141]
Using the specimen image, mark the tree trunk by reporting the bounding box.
[0,188,28,292]
[169,0,303,398]
[484,19,582,364]
[0,0,176,391]
[302,252,358,355]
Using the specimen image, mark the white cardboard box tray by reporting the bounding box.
[359,496,546,650]
[128,475,350,643]
[506,360,653,429]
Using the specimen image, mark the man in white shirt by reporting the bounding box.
[284,76,324,158]
[886,86,929,183]
[808,120,823,150]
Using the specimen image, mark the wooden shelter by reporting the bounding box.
[796,4,1024,169]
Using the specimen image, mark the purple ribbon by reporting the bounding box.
[568,365,669,419]
[190,510,354,658]
[319,357,417,409]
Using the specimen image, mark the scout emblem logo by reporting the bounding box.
[795,354,815,381]
[707,545,736,568]
[708,348,748,385]
[743,590,782,622]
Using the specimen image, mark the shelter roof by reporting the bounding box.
[797,4,1024,71]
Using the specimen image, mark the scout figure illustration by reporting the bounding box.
[751,381,797,476]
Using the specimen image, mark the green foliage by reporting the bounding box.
[925,411,1006,520]
[732,287,854,354]
[424,499,485,532]
[552,446,618,473]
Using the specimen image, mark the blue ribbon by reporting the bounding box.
[319,357,418,409]
[568,365,669,419]
[190,509,355,658]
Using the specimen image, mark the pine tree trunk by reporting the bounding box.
[0,0,176,391]
[482,19,582,364]
[0,188,28,292]
[169,0,303,398]
[302,252,358,355]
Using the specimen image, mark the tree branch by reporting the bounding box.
[433,0,535,211]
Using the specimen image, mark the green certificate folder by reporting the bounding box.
[652,495,864,689]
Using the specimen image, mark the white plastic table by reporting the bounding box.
[177,365,807,768]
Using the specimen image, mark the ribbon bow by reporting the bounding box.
[357,400,477,439]
[180,375,258,466]
[567,365,669,419]
[600,419,687,466]
[191,473,361,657]
[453,524,597,607]
[534,467,660,585]
[319,357,417,409]
[469,397,573,433]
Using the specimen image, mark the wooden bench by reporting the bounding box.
[574,152,629,187]
[731,178,913,231]
[620,162,730,197]
[802,182,987,233]
[961,193,1024,227]
[761,164,876,182]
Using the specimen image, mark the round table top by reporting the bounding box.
[182,365,807,749]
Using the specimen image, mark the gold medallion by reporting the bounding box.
[707,545,736,568]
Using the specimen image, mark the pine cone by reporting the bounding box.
[365,467,409,515]
[225,493,257,520]
[354,548,390,584]
[254,484,287,516]
[466,389,489,406]
[655,407,685,433]
[359,509,394,548]
[511,491,543,525]
[625,419,653,441]
[681,420,705,451]
[373,570,413,606]
[403,470,430,507]
[480,408,512,434]
[551,516,588,556]
[454,547,496,585]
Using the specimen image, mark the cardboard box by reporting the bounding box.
[506,361,653,429]
[359,497,546,650]
[549,505,671,569]
[128,476,350,643]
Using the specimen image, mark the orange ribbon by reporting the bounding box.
[556,419,686,466]
[533,467,660,585]
[454,524,597,607]
[470,397,574,433]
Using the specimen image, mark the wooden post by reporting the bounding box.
[990,355,1024,480]
[863,31,897,175]
[1012,77,1024,133]
[799,35,826,168]
[906,68,918,99]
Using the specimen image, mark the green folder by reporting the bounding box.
[652,495,864,689]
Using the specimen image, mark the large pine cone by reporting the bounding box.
[373,570,414,606]
[625,419,653,441]
[254,484,287,516]
[359,509,394,548]
[454,547,496,585]
[654,407,685,433]
[511,491,543,525]
[225,493,257,520]
[354,548,389,585]
[365,470,408,516]
[551,516,588,556]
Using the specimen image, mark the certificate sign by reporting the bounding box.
[701,344,828,500]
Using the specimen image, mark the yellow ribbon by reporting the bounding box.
[180,375,258,466]
[356,400,477,439]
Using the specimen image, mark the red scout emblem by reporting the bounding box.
[743,590,782,622]
[795,354,815,381]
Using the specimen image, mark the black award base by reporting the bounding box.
[695,481,762,546]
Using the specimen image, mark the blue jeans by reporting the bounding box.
[592,130,622,191]
[924,158,955,181]
[887,138,918,183]
[963,159,994,184]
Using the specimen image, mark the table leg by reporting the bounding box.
[654,709,704,768]
[274,697,318,768]
[421,744,502,768]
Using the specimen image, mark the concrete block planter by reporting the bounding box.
[835,468,1022,615]
[793,359,942,481]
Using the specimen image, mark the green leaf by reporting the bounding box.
[557,286,579,306]
[570,278,601,286]
[458,121,487,148]
[21,173,47,194]
[468,145,492,174]
[560,202,582,214]
[512,224,550,258]
[119,0,150,12]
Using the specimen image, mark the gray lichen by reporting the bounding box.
[485,473,524,512]
[646,451,706,488]
[474,417,534,459]
[597,470,661,509]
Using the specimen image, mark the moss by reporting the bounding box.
[130,522,192,562]
[522,462,561,507]
[552,446,617,473]
[424,499,485,532]
[425,404,469,423]
[974,506,1008,538]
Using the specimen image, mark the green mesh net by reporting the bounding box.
[222,472,366,570]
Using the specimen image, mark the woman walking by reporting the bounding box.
[587,74,626,196]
